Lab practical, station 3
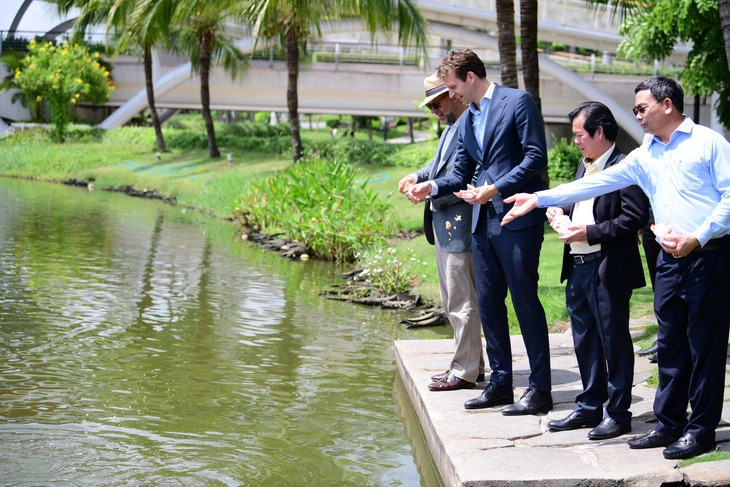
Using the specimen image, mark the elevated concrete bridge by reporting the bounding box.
[2,0,712,143]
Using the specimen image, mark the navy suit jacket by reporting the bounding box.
[414,126,472,252]
[559,146,649,292]
[433,84,547,231]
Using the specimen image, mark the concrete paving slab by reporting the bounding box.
[395,334,730,487]
[682,459,730,486]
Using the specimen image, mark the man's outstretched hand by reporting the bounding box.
[407,181,432,204]
[501,193,538,225]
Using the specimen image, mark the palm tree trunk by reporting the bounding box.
[144,46,166,152]
[496,0,518,88]
[720,0,730,70]
[199,27,220,158]
[520,0,541,111]
[286,29,303,162]
[519,0,547,188]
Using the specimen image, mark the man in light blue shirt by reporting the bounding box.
[502,77,730,460]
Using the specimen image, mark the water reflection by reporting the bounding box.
[0,178,447,485]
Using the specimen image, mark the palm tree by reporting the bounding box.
[53,0,168,151]
[519,0,541,111]
[496,0,518,89]
[171,0,247,158]
[108,0,177,152]
[246,0,428,163]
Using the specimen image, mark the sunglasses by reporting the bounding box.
[426,98,445,111]
[632,99,663,116]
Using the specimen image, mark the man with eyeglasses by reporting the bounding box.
[399,73,485,392]
[501,76,730,460]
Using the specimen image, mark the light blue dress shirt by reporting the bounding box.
[429,83,496,196]
[469,82,496,154]
[537,118,730,246]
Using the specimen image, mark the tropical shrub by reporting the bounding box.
[14,40,113,141]
[547,136,582,182]
[234,157,394,261]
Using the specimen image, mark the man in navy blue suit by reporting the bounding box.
[409,49,552,415]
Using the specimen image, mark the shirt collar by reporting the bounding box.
[649,116,693,146]
[583,143,615,173]
[468,82,496,116]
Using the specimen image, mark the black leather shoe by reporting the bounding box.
[636,340,658,356]
[548,410,602,432]
[588,418,631,440]
[463,382,513,410]
[663,434,715,460]
[648,353,657,363]
[476,373,485,383]
[501,387,553,416]
[628,429,680,449]
[431,370,450,382]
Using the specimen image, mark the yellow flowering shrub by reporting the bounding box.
[15,40,113,141]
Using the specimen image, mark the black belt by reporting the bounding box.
[693,242,719,253]
[572,251,602,264]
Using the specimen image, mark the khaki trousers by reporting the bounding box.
[434,229,485,382]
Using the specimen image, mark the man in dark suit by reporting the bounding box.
[408,49,552,415]
[399,73,485,391]
[544,102,649,440]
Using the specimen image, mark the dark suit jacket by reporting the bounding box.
[559,146,649,292]
[432,84,547,231]
[414,126,472,252]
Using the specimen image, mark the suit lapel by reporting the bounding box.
[461,110,481,163]
[428,129,449,179]
[437,126,459,172]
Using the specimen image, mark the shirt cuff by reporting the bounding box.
[429,180,438,196]
[692,225,713,247]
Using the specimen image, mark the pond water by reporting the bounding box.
[0,178,446,486]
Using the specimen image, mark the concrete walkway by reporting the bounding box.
[395,333,730,487]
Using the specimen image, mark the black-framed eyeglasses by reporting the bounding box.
[426,98,444,111]
[632,100,662,116]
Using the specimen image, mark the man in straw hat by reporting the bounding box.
[399,73,485,391]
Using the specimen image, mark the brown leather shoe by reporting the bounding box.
[428,375,476,391]
[431,370,450,382]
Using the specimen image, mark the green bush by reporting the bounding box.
[384,141,437,168]
[548,137,582,182]
[14,40,112,141]
[103,126,157,147]
[254,112,270,124]
[304,138,399,165]
[219,121,290,138]
[234,157,394,261]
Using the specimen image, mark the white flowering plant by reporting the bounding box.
[355,247,421,295]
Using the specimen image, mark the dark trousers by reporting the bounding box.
[471,210,551,392]
[652,238,730,444]
[566,257,634,425]
[642,224,661,290]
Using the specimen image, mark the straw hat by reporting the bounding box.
[418,73,448,108]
